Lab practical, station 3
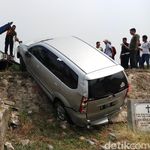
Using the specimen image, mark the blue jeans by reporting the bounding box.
[142,54,150,69]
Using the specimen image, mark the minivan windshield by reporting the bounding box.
[88,71,128,100]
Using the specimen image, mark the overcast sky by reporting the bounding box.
[0,0,150,62]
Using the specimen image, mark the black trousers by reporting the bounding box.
[121,54,130,69]
[130,51,137,68]
[5,39,14,56]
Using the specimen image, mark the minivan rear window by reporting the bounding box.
[88,71,128,100]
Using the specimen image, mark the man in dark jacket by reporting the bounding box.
[120,37,130,69]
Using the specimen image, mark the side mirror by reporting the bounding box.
[25,51,31,58]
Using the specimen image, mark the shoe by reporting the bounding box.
[10,55,14,61]
[3,54,7,59]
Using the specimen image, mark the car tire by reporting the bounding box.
[54,101,68,121]
[20,56,26,71]
[54,101,73,124]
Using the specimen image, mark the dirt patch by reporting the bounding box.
[126,69,150,99]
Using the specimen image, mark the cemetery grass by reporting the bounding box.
[6,108,150,150]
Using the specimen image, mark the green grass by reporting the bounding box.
[14,142,48,150]
[7,109,150,150]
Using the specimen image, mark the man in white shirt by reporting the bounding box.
[141,35,150,69]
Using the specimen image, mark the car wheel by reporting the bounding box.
[55,101,67,121]
[20,56,26,71]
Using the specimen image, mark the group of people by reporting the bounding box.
[120,28,150,69]
[96,28,150,69]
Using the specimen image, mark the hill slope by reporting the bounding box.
[0,69,150,150]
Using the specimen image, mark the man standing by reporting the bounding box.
[120,37,130,69]
[129,28,140,68]
[140,35,150,69]
[96,41,103,52]
[4,25,20,58]
[103,40,112,58]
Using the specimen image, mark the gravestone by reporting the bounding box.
[127,99,150,132]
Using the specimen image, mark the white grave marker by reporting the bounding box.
[127,99,150,132]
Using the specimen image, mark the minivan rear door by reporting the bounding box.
[86,71,128,122]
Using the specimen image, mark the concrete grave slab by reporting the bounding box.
[127,99,150,132]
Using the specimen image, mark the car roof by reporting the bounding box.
[41,36,117,74]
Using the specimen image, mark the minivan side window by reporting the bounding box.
[28,46,45,63]
[58,60,78,89]
[28,45,78,89]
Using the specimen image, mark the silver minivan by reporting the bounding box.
[17,36,128,127]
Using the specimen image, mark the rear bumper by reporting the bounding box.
[66,108,87,127]
[66,107,121,127]
[88,109,121,126]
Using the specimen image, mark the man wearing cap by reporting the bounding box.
[103,40,113,58]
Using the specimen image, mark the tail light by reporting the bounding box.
[79,96,88,113]
[125,83,130,97]
[127,83,131,93]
